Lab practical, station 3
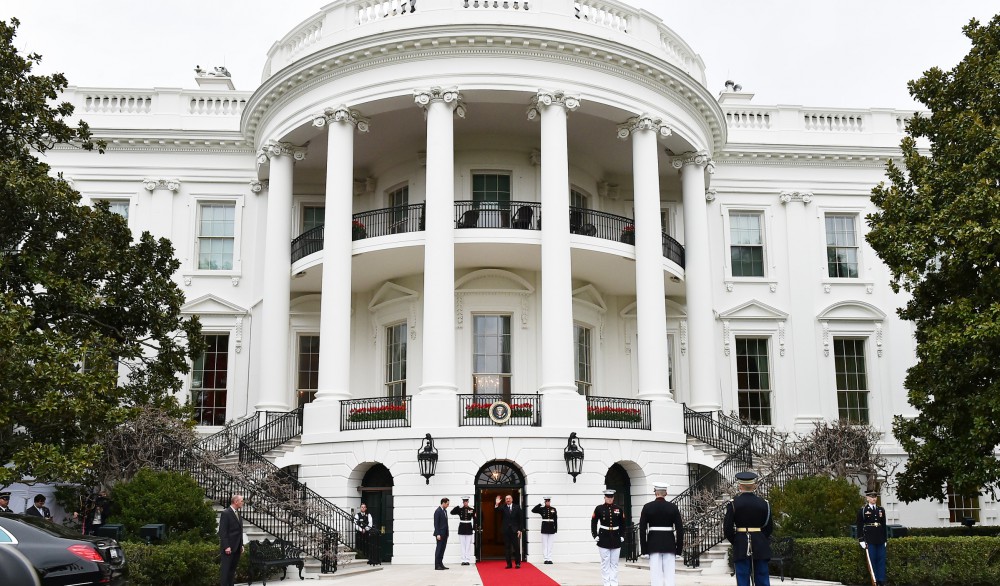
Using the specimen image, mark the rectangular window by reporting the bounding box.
[385,322,407,399]
[93,199,130,220]
[730,212,765,277]
[574,324,592,396]
[570,189,588,210]
[947,484,981,523]
[667,334,675,394]
[198,203,235,270]
[192,334,229,425]
[473,315,512,397]
[297,335,320,407]
[472,173,511,204]
[302,206,325,233]
[736,337,771,425]
[826,214,859,278]
[834,338,869,424]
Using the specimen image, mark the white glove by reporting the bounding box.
[859,541,867,550]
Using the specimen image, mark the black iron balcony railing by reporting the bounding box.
[586,396,652,430]
[458,393,541,426]
[340,396,412,431]
[353,203,425,240]
[291,225,324,264]
[454,200,540,229]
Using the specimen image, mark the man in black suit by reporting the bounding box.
[218,494,244,586]
[0,492,12,513]
[24,494,51,520]
[723,472,773,586]
[433,497,450,570]
[495,494,523,569]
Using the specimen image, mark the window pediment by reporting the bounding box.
[181,294,247,316]
[455,269,534,294]
[817,300,886,322]
[717,299,788,321]
[369,281,419,312]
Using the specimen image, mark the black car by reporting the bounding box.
[0,513,127,585]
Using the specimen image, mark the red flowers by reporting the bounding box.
[352,219,366,229]
[347,403,406,422]
[622,224,635,232]
[464,402,534,418]
[587,405,642,422]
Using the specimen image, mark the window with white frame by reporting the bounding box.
[472,172,511,204]
[191,334,229,425]
[472,314,511,396]
[91,198,130,220]
[834,338,869,424]
[729,211,765,277]
[385,322,407,399]
[736,337,772,425]
[302,206,325,234]
[947,483,981,523]
[574,323,592,396]
[570,188,588,210]
[667,333,676,394]
[297,335,319,407]
[197,203,235,270]
[825,214,860,278]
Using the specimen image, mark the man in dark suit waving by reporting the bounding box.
[495,494,523,569]
[433,497,450,570]
[219,494,244,586]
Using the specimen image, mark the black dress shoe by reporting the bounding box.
[435,566,444,570]
[544,560,552,564]
[442,566,449,570]
[505,564,512,569]
[516,564,521,569]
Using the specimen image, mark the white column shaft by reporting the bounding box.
[316,120,356,401]
[257,154,294,411]
[632,129,670,400]
[680,163,720,411]
[539,103,577,394]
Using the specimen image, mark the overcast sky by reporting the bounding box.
[3,1,997,110]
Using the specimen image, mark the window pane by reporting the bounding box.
[385,323,407,399]
[575,324,592,396]
[835,338,869,423]
[826,214,859,278]
[192,334,229,425]
[472,315,512,394]
[736,337,771,425]
[730,212,764,277]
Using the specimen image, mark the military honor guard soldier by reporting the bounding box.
[639,484,684,586]
[723,472,774,586]
[531,497,558,564]
[450,496,476,565]
[857,489,888,586]
[0,492,12,513]
[591,489,626,586]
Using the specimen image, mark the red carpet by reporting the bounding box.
[477,560,559,586]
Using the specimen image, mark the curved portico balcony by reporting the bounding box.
[290,203,685,267]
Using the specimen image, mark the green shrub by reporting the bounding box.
[905,525,1000,537]
[111,469,216,542]
[123,541,251,586]
[791,537,1000,586]
[769,476,863,537]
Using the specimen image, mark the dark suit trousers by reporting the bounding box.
[504,529,519,565]
[220,547,241,586]
[435,535,448,567]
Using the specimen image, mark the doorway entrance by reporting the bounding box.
[474,460,526,561]
[360,464,393,563]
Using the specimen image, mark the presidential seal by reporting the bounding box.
[488,401,512,424]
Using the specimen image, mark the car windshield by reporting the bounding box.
[5,514,90,539]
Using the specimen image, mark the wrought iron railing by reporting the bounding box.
[458,394,541,426]
[244,407,304,455]
[291,225,324,263]
[586,396,651,430]
[196,413,262,458]
[662,232,685,267]
[353,203,425,240]
[454,200,540,229]
[716,410,779,458]
[340,396,412,431]
[683,406,752,455]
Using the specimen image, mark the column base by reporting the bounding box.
[412,391,459,428]
[794,415,825,433]
[253,400,291,412]
[685,401,722,413]
[650,399,684,434]
[301,400,343,444]
[540,391,586,428]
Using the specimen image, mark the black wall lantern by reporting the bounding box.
[417,433,438,484]
[563,432,584,482]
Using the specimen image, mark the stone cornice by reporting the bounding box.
[312,105,371,132]
[52,132,252,154]
[715,148,900,169]
[241,25,726,150]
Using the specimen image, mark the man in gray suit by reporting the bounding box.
[434,497,450,570]
[219,494,244,586]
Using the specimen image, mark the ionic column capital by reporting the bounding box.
[256,141,307,165]
[312,106,371,133]
[778,190,813,204]
[617,114,671,140]
[671,150,715,174]
[249,179,268,194]
[413,86,467,118]
[142,178,181,192]
[527,89,581,120]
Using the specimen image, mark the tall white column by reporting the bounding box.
[529,90,586,427]
[413,87,465,428]
[313,107,370,403]
[255,141,305,412]
[674,151,720,411]
[618,115,673,401]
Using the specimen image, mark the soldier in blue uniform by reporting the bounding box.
[591,489,625,586]
[857,489,887,586]
[450,496,476,565]
[723,472,773,586]
[639,484,684,586]
[531,496,558,564]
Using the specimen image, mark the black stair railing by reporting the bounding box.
[683,406,751,455]
[196,413,262,458]
[243,407,303,455]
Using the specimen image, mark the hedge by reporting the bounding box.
[789,537,1000,586]
[905,526,1000,537]
[123,541,254,586]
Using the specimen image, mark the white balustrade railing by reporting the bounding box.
[356,0,414,25]
[282,16,324,57]
[188,97,247,116]
[83,94,153,114]
[803,112,865,132]
[574,0,633,33]
[725,110,772,130]
[461,0,530,10]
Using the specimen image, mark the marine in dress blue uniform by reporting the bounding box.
[591,489,626,586]
[857,490,887,586]
[639,484,684,586]
[723,472,773,586]
[450,496,476,565]
[531,497,558,564]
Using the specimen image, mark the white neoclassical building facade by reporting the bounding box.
[42,0,995,566]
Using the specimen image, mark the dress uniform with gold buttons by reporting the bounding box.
[857,490,887,586]
[531,497,558,564]
[450,496,476,565]
[723,472,773,586]
[591,489,625,586]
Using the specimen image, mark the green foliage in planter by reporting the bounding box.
[346,404,407,422]
[791,537,1000,586]
[587,407,642,422]
[123,541,252,586]
[112,469,217,542]
[769,476,862,538]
